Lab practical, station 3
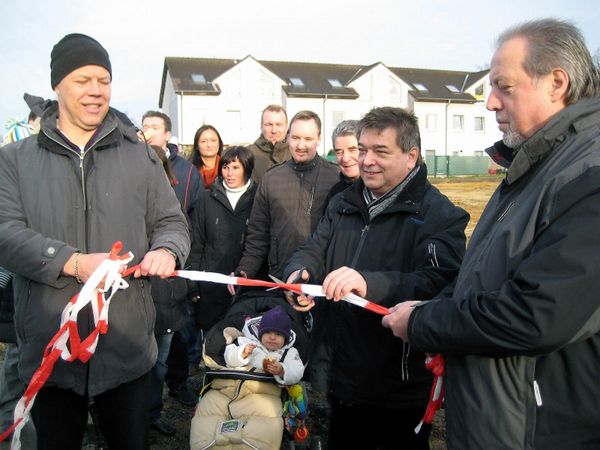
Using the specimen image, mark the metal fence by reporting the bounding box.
[426,155,490,177]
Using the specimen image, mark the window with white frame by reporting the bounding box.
[425,113,437,131]
[453,115,464,131]
[474,116,485,132]
[289,77,304,87]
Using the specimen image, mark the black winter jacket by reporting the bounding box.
[237,156,339,280]
[166,143,204,215]
[188,178,258,330]
[150,145,202,334]
[284,166,469,408]
[409,99,600,449]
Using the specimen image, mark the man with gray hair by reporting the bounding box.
[383,18,600,449]
[326,120,360,203]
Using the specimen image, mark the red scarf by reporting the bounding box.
[200,155,220,188]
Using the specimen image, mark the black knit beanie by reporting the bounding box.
[50,33,112,89]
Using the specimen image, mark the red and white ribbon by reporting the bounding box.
[415,353,445,434]
[0,242,133,450]
[0,245,389,448]
[176,270,390,316]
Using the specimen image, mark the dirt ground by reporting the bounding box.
[431,175,501,239]
[0,176,502,450]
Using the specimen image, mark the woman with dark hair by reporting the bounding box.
[191,125,224,188]
[187,146,257,334]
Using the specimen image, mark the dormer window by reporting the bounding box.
[191,73,206,84]
[289,77,304,87]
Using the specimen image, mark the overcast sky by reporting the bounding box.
[1,0,599,129]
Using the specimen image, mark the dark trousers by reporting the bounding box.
[328,395,430,450]
[31,373,150,450]
[165,330,189,391]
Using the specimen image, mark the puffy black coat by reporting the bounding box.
[188,178,258,330]
[284,165,469,408]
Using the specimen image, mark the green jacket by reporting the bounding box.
[247,134,290,184]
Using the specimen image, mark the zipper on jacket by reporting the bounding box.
[227,380,245,419]
[427,242,439,268]
[350,225,370,267]
[44,126,116,216]
[533,380,542,406]
[497,201,515,222]
[401,342,410,381]
[79,153,86,211]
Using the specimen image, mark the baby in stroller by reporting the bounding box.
[190,294,308,450]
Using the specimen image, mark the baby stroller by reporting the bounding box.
[190,291,315,450]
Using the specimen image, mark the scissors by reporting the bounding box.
[268,274,389,316]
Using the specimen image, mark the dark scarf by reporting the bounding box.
[363,166,420,221]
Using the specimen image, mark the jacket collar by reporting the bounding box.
[38,102,139,154]
[342,163,428,214]
[254,134,287,153]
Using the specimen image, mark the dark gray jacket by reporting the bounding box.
[237,156,338,279]
[0,104,190,396]
[409,99,600,449]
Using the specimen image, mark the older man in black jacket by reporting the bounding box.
[383,19,600,450]
[284,107,469,450]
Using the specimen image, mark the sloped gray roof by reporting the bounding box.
[159,57,238,106]
[389,67,488,103]
[260,60,362,98]
[159,55,490,107]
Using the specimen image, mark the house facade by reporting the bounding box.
[159,55,501,156]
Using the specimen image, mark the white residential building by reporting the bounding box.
[158,55,501,156]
